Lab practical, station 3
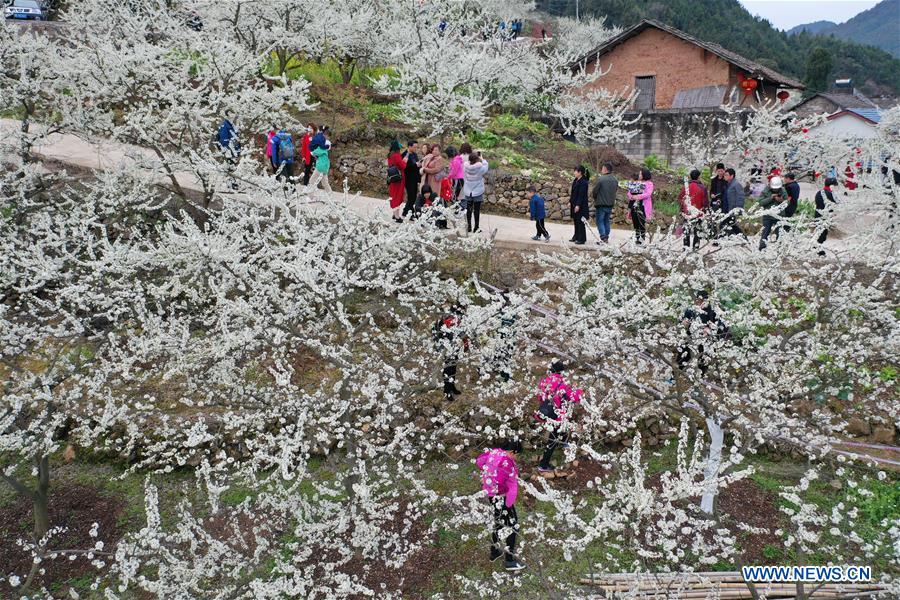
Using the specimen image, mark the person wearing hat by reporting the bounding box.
[534,361,582,473]
[757,176,788,250]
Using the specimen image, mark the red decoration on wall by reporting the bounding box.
[777,90,790,103]
[739,78,758,96]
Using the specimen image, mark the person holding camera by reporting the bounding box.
[463,152,489,233]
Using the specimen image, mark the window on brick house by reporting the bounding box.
[634,76,656,110]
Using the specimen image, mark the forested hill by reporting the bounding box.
[536,0,900,95]
[790,0,900,59]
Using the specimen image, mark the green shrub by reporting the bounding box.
[490,113,549,138]
[643,154,664,171]
[468,130,502,149]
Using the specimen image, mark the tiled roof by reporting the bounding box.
[573,19,805,89]
[846,108,882,123]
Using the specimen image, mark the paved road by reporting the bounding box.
[0,119,858,253]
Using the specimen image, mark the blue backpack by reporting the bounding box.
[278,134,295,164]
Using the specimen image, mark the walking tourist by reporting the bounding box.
[434,304,468,401]
[679,169,708,250]
[592,162,617,244]
[301,124,315,185]
[757,176,788,250]
[265,124,277,173]
[271,128,296,183]
[387,140,407,223]
[529,185,550,241]
[626,168,653,245]
[569,165,589,245]
[814,177,838,255]
[476,440,526,572]
[463,153,489,233]
[307,131,332,198]
[535,361,583,473]
[781,172,801,233]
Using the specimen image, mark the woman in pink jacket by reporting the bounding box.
[626,168,654,245]
[265,125,277,173]
[476,440,526,571]
[447,145,465,210]
[535,361,582,472]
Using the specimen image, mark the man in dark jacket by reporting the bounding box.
[592,162,617,243]
[781,172,801,232]
[721,168,747,239]
[676,290,729,375]
[401,140,420,218]
[709,163,728,237]
[814,177,837,255]
[569,165,589,245]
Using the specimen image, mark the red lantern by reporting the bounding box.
[739,78,758,96]
[777,90,790,103]
[802,128,809,134]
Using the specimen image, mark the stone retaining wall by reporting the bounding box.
[336,154,636,224]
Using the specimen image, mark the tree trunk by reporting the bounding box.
[33,454,50,540]
[700,417,724,515]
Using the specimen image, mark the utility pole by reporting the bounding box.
[576,0,580,21]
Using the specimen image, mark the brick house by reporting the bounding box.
[568,20,804,164]
[574,19,804,110]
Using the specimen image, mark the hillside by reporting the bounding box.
[786,20,837,36]
[537,0,900,94]
[789,0,900,59]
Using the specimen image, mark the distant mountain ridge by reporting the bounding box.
[535,0,900,94]
[786,21,837,36]
[787,0,900,58]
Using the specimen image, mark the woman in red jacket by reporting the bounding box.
[388,140,407,223]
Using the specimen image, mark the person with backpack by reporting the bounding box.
[307,132,332,198]
[434,304,468,401]
[569,165,589,245]
[271,129,296,183]
[534,361,583,473]
[679,169,708,250]
[387,140,407,222]
[814,176,838,255]
[529,185,550,242]
[476,440,526,572]
[301,124,315,185]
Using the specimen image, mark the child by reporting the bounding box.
[307,134,332,198]
[436,176,454,229]
[414,184,437,220]
[528,185,550,242]
[534,361,582,473]
[476,440,526,572]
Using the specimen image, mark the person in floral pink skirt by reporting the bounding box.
[476,440,526,571]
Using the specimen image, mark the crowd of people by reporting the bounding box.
[387,140,490,232]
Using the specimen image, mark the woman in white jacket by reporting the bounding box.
[463,153,489,233]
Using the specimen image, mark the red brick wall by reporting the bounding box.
[582,28,732,108]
